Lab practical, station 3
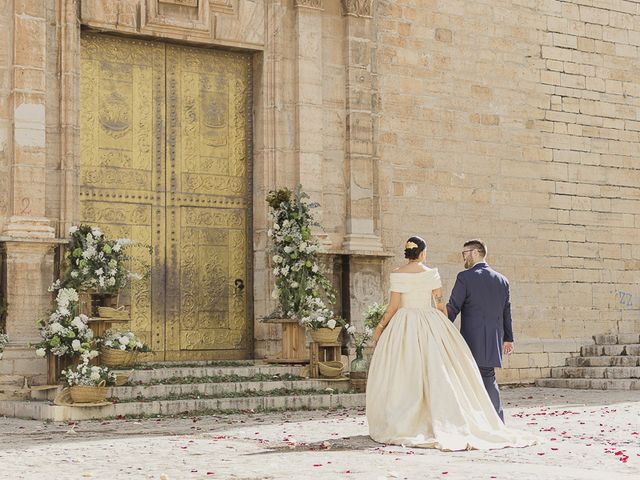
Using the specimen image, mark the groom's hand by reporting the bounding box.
[503,342,514,355]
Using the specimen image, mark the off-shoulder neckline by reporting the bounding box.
[390,268,436,275]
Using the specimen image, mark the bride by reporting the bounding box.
[366,236,540,451]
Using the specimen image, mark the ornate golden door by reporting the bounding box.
[79,33,252,361]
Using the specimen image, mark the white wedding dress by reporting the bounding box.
[366,269,540,451]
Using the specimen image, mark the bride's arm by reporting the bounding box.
[431,288,447,317]
[372,292,401,345]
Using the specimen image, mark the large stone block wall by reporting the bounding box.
[377,0,640,383]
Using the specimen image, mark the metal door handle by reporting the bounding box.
[234,279,245,291]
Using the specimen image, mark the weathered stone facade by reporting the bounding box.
[0,0,638,384]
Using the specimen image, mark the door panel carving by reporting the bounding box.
[80,33,251,360]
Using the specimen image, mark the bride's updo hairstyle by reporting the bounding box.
[404,236,426,260]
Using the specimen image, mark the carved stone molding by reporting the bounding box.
[143,0,212,39]
[294,0,324,10]
[342,0,372,17]
[159,0,198,6]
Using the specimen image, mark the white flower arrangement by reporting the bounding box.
[61,357,116,387]
[34,288,97,359]
[266,186,339,330]
[57,224,140,295]
[363,302,388,330]
[99,330,149,352]
[0,332,8,360]
[36,224,144,363]
[344,323,373,356]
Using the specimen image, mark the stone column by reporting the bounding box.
[341,0,383,252]
[0,1,61,385]
[293,0,330,246]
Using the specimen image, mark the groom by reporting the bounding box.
[446,239,513,423]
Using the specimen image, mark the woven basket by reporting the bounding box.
[114,372,131,386]
[100,348,138,367]
[310,327,342,343]
[318,360,344,378]
[69,384,108,403]
[97,306,130,320]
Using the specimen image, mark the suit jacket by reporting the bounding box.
[446,262,513,368]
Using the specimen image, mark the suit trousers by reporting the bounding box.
[478,366,504,423]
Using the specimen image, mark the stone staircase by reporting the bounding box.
[0,361,365,421]
[536,333,640,390]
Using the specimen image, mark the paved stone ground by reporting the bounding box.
[0,387,638,480]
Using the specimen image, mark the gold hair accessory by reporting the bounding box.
[405,241,418,249]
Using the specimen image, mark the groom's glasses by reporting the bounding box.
[461,249,476,257]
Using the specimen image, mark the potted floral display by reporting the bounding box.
[99,330,149,368]
[62,357,116,403]
[34,288,99,364]
[266,186,340,339]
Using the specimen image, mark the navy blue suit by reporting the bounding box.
[446,262,512,422]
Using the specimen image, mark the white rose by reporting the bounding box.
[283,246,293,254]
[267,229,273,237]
[89,371,101,381]
[35,348,47,357]
[71,339,81,351]
[119,336,130,346]
[327,319,337,329]
[290,282,299,289]
[69,225,79,234]
[91,228,102,237]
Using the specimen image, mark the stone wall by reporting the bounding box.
[1,0,638,384]
[377,0,640,383]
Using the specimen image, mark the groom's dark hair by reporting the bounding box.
[464,239,486,257]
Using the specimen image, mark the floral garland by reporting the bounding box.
[266,186,338,330]
[34,288,97,360]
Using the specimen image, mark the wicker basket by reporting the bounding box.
[97,306,130,320]
[69,384,108,403]
[310,327,342,343]
[114,372,131,386]
[100,348,138,368]
[318,360,344,378]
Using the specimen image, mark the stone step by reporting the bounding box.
[551,366,640,379]
[118,364,306,384]
[536,378,640,390]
[108,379,349,401]
[566,356,640,367]
[581,344,640,357]
[593,334,640,345]
[0,392,366,422]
